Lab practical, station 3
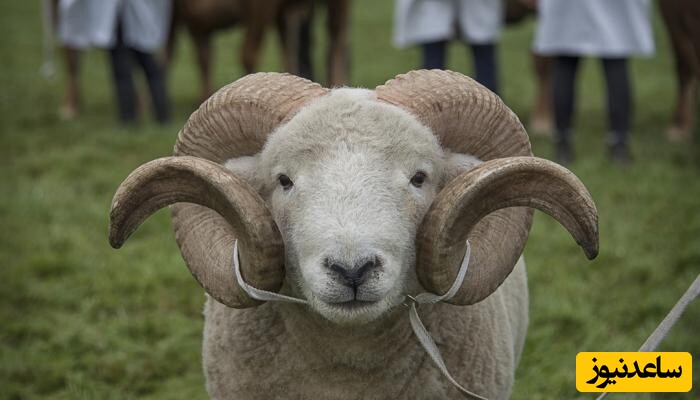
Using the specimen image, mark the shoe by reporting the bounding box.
[609,142,632,166]
[555,140,574,165]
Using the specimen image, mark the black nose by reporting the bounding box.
[324,257,379,289]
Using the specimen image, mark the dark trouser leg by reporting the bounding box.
[470,43,499,95]
[602,57,632,163]
[298,17,314,81]
[553,55,580,142]
[552,55,580,163]
[109,21,136,123]
[422,40,446,70]
[601,57,631,144]
[132,48,171,123]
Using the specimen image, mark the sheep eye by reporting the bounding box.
[278,174,294,190]
[410,171,427,188]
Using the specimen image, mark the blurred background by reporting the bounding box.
[1,0,699,399]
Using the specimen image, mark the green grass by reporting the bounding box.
[1,1,699,399]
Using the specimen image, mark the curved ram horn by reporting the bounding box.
[169,73,327,307]
[377,70,535,305]
[416,156,598,305]
[109,156,284,308]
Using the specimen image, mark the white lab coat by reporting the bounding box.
[57,0,100,48]
[534,0,654,57]
[393,0,504,48]
[57,0,171,52]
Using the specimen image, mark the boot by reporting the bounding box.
[554,138,574,165]
[608,132,632,166]
[609,141,632,166]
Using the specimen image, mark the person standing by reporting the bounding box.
[534,0,654,165]
[93,0,172,124]
[394,0,504,94]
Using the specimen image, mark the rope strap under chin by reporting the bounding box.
[232,242,308,305]
[404,241,488,400]
[232,240,487,400]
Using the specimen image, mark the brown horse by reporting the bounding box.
[505,0,554,137]
[659,0,700,142]
[167,0,350,101]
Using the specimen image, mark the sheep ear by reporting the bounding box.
[224,155,263,191]
[442,152,482,187]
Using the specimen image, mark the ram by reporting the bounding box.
[109,70,598,399]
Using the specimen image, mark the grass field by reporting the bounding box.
[1,1,699,399]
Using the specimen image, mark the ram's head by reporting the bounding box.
[109,71,598,325]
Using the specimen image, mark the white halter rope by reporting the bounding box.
[595,272,700,400]
[232,240,487,400]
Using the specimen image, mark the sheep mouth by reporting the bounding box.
[325,299,379,311]
[313,297,389,324]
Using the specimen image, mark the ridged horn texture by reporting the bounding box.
[109,156,284,307]
[112,73,328,308]
[418,157,599,305]
[377,70,598,305]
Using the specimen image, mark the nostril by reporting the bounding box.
[351,257,380,287]
[357,259,376,277]
[328,262,349,276]
[324,259,354,281]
